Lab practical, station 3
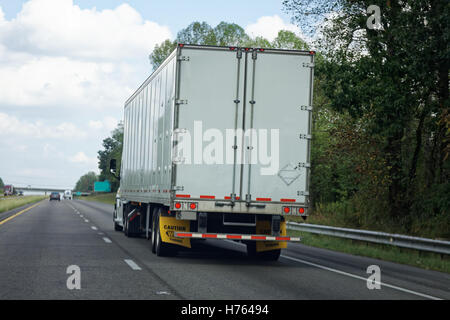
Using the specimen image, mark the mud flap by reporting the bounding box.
[159,216,191,248]
[255,220,287,253]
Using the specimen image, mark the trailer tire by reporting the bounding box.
[150,207,158,253]
[113,208,123,231]
[154,208,175,257]
[114,221,123,231]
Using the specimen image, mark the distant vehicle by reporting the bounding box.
[63,190,72,200]
[49,192,60,201]
[3,185,14,196]
[18,191,24,196]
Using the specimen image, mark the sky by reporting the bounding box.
[0,0,304,190]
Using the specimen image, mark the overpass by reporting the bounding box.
[14,186,70,194]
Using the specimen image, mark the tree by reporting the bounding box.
[150,21,311,70]
[272,30,308,50]
[0,177,4,189]
[149,39,177,71]
[98,122,123,192]
[213,22,250,46]
[74,172,98,193]
[283,0,449,224]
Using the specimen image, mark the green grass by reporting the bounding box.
[79,192,116,205]
[0,196,47,213]
[287,229,449,273]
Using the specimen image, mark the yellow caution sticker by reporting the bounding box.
[255,220,287,252]
[159,216,191,248]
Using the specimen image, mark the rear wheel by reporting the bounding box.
[154,208,175,257]
[150,207,158,253]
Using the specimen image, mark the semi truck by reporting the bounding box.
[111,44,314,260]
[3,185,14,196]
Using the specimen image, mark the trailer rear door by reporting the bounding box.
[241,50,314,205]
[175,46,245,199]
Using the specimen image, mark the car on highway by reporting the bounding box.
[18,191,23,196]
[49,192,60,201]
[63,190,72,200]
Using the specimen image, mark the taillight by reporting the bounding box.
[175,202,181,209]
[299,208,305,214]
[190,203,196,210]
[283,207,290,214]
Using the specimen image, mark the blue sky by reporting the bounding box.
[0,0,302,189]
[0,0,293,34]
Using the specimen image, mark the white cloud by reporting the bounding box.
[245,15,305,42]
[0,0,171,60]
[69,151,97,166]
[0,0,171,110]
[0,112,86,139]
[89,117,118,131]
[89,120,104,130]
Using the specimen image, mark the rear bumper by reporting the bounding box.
[174,232,300,242]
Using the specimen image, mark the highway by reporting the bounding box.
[0,199,448,300]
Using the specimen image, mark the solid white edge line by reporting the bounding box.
[280,255,442,300]
[103,237,112,243]
[124,259,141,270]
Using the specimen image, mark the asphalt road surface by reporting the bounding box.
[0,199,448,300]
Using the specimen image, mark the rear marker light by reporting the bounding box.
[190,203,196,210]
[299,208,305,214]
[175,202,181,209]
[283,207,290,214]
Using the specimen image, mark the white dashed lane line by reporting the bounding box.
[91,226,98,230]
[103,237,112,243]
[124,259,141,270]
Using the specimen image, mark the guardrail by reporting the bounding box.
[286,221,450,255]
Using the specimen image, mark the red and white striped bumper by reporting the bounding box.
[174,232,301,242]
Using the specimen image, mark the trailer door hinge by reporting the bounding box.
[295,162,311,169]
[172,186,184,191]
[177,56,190,61]
[300,105,313,111]
[299,134,312,140]
[302,62,314,68]
[252,50,257,60]
[297,191,310,196]
[175,99,188,105]
[173,128,188,134]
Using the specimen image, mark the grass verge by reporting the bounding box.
[287,229,449,273]
[0,196,46,214]
[79,192,116,205]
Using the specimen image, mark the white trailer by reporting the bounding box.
[112,44,314,260]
